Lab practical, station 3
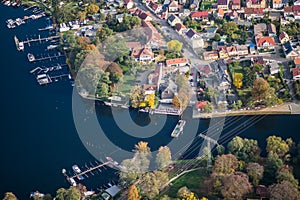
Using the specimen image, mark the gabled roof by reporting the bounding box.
[168,14,177,22]
[279,31,289,40]
[190,11,209,18]
[292,67,300,77]
[175,23,186,32]
[284,6,293,12]
[256,37,275,47]
[166,57,188,66]
[185,28,198,39]
[244,8,263,14]
[148,2,160,11]
[216,8,224,16]
[169,0,178,7]
[294,57,300,65]
[124,0,133,4]
[132,45,154,58]
[232,0,240,5]
[267,23,276,34]
[126,42,142,49]
[226,46,237,52]
[218,0,228,5]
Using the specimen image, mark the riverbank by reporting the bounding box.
[193,103,300,118]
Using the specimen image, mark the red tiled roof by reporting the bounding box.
[293,5,300,12]
[190,11,209,18]
[217,8,224,16]
[132,46,154,59]
[232,0,240,5]
[227,46,237,52]
[294,58,300,65]
[292,67,300,77]
[279,31,289,40]
[244,8,263,14]
[284,6,293,12]
[256,37,275,47]
[166,57,188,66]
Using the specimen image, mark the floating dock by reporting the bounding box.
[14,35,60,50]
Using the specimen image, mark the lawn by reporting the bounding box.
[119,74,136,95]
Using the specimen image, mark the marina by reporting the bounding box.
[171,120,186,137]
[14,35,60,50]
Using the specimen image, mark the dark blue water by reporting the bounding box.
[1,4,300,200]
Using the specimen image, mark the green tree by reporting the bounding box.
[167,40,183,53]
[64,187,81,200]
[213,154,239,176]
[3,192,17,200]
[216,145,225,155]
[156,146,172,169]
[56,188,66,200]
[96,25,113,42]
[243,67,256,88]
[246,162,264,186]
[85,4,99,16]
[266,136,290,158]
[222,22,238,35]
[269,181,300,200]
[276,166,299,188]
[251,78,270,102]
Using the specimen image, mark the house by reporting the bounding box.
[218,46,229,59]
[179,9,191,19]
[147,64,162,90]
[284,6,293,17]
[190,11,209,21]
[148,2,163,14]
[218,0,229,9]
[249,43,256,54]
[190,0,200,10]
[236,45,249,56]
[203,51,219,60]
[293,5,300,19]
[133,8,152,21]
[295,0,300,5]
[166,57,188,67]
[246,0,266,8]
[269,62,280,75]
[142,20,163,48]
[256,37,275,51]
[267,23,276,37]
[244,8,264,20]
[200,27,218,40]
[294,57,300,67]
[292,67,300,80]
[126,41,142,51]
[273,0,283,8]
[226,46,238,57]
[227,10,239,20]
[283,41,299,58]
[167,14,181,26]
[131,45,155,64]
[168,0,179,12]
[143,84,157,95]
[252,56,265,65]
[279,31,289,44]
[215,8,225,19]
[175,23,187,35]
[254,23,267,37]
[184,28,204,49]
[160,79,178,100]
[231,0,241,9]
[124,0,134,9]
[269,12,281,21]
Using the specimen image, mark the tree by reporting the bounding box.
[269,181,300,200]
[130,86,145,108]
[216,145,225,155]
[204,101,213,113]
[246,162,264,186]
[56,188,66,200]
[221,173,253,200]
[266,136,290,158]
[251,78,270,102]
[64,187,81,200]
[167,40,183,53]
[243,67,256,88]
[85,4,99,16]
[127,185,141,200]
[222,22,238,35]
[156,146,172,169]
[276,166,299,188]
[96,25,113,42]
[105,62,123,85]
[214,33,221,41]
[213,154,239,176]
[177,186,198,200]
[3,192,17,200]
[145,94,155,108]
[253,63,263,73]
[233,73,243,89]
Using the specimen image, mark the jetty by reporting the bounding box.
[171,120,186,137]
[14,35,60,50]
[32,53,64,62]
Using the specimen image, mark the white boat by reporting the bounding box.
[18,42,24,51]
[72,165,82,174]
[171,120,186,138]
[27,53,35,62]
[47,44,58,50]
[36,74,51,85]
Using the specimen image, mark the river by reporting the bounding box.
[0,4,300,200]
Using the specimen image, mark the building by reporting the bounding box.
[254,23,267,37]
[246,0,266,8]
[279,31,289,44]
[226,46,238,57]
[167,14,181,26]
[190,0,200,10]
[148,2,163,14]
[236,45,249,56]
[203,51,219,60]
[231,0,241,9]
[166,57,188,67]
[273,0,283,8]
[218,46,229,59]
[131,45,155,64]
[184,28,204,49]
[256,37,275,51]
[283,41,299,58]
[217,0,229,9]
[292,67,300,80]
[175,23,187,35]
[267,23,277,37]
[124,0,134,9]
[190,11,209,21]
[215,8,225,19]
[133,8,153,21]
[294,57,300,67]
[269,62,280,75]
[168,0,179,12]
[160,79,178,100]
[244,8,264,20]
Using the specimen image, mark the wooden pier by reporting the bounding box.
[70,162,109,179]
[33,53,64,62]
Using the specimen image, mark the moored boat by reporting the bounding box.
[27,53,35,62]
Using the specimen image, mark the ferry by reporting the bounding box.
[171,120,186,138]
[72,165,82,174]
[27,53,35,62]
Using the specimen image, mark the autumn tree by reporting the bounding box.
[233,73,243,89]
[246,162,264,186]
[177,186,198,200]
[84,4,99,16]
[96,25,113,42]
[269,181,300,200]
[167,40,183,53]
[130,86,145,108]
[266,136,291,159]
[212,154,239,176]
[156,146,172,169]
[105,62,123,86]
[127,184,141,200]
[2,192,17,200]
[145,94,155,108]
[252,78,269,102]
[276,165,299,188]
[220,172,253,200]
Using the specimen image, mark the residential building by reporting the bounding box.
[269,62,280,75]
[133,8,152,21]
[148,2,163,14]
[294,57,300,67]
[256,37,275,51]
[126,41,142,51]
[168,0,179,12]
[236,45,249,56]
[131,45,155,64]
[160,80,178,100]
[227,10,239,20]
[269,12,281,21]
[200,27,218,40]
[190,0,200,10]
[244,8,264,20]
[184,28,204,49]
[167,14,181,26]
[217,0,229,9]
[226,46,238,57]
[246,0,266,8]
[143,84,157,95]
[292,67,300,80]
[267,23,276,37]
[190,11,209,21]
[215,8,225,19]
[142,20,163,48]
[147,64,162,90]
[249,43,256,54]
[284,6,293,17]
[252,56,265,66]
[254,23,267,37]
[283,41,299,58]
[203,51,219,60]
[218,46,229,59]
[279,31,289,44]
[294,5,300,19]
[124,0,134,9]
[231,0,241,9]
[273,0,283,8]
[175,23,187,35]
[166,57,188,67]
